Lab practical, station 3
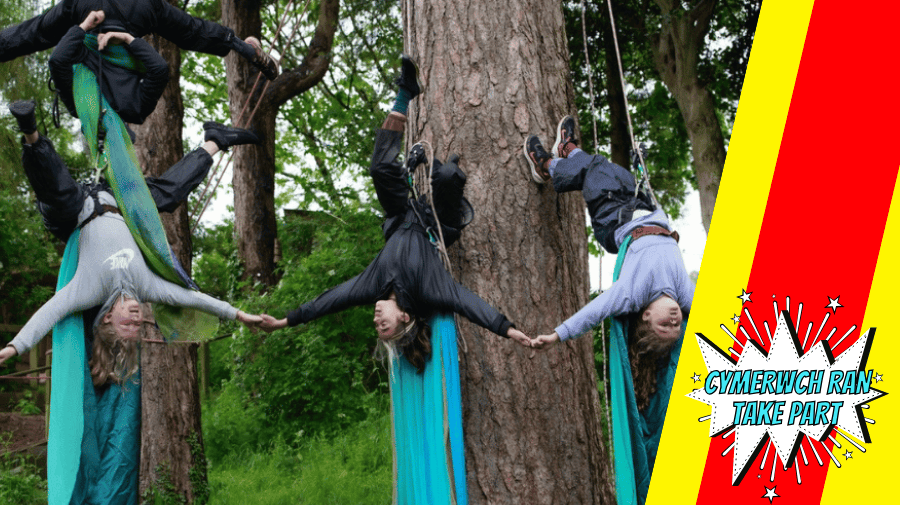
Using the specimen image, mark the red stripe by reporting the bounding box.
[694,0,900,502]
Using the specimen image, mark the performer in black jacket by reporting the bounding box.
[260,56,531,370]
[0,0,277,80]
[49,10,169,125]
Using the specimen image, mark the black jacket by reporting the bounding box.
[286,130,513,338]
[1,0,237,62]
[49,26,168,124]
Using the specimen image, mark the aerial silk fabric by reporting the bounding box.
[387,314,467,505]
[609,236,685,505]
[71,33,218,343]
[48,229,87,505]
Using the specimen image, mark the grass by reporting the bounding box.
[207,411,393,505]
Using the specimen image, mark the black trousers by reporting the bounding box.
[370,129,471,233]
[21,135,213,242]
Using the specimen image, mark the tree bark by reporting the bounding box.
[222,0,340,286]
[650,0,724,232]
[601,8,631,169]
[132,14,208,502]
[406,0,614,502]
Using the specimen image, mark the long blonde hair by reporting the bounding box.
[90,319,141,387]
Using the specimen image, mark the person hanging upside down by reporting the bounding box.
[260,55,531,368]
[0,1,278,80]
[0,100,264,367]
[48,10,169,125]
[524,115,693,399]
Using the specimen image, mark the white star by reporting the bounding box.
[731,314,741,324]
[843,449,853,460]
[692,373,701,383]
[826,295,843,313]
[687,311,887,484]
[762,485,779,503]
[875,372,883,383]
[738,289,752,304]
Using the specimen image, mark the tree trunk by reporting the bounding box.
[406,0,614,502]
[601,7,631,169]
[222,0,340,286]
[132,16,208,502]
[650,0,724,232]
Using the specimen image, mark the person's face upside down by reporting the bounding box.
[641,294,683,342]
[373,297,410,340]
[103,296,143,340]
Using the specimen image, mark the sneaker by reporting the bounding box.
[523,135,552,183]
[203,122,261,151]
[8,100,37,135]
[395,54,423,100]
[246,37,279,80]
[552,115,578,158]
[406,143,426,172]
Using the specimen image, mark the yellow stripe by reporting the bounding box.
[820,174,900,502]
[647,0,815,502]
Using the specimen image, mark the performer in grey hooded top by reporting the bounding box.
[523,115,693,348]
[0,105,261,364]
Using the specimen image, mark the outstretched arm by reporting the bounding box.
[6,278,104,357]
[0,2,73,63]
[284,269,383,327]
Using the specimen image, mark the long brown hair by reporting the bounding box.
[628,313,679,412]
[395,316,432,373]
[90,319,141,387]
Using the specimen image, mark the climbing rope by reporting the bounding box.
[579,0,599,151]
[603,0,660,209]
[190,0,312,231]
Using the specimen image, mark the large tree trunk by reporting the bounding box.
[406,0,614,502]
[222,0,340,286]
[601,7,631,169]
[132,17,208,503]
[650,0,723,232]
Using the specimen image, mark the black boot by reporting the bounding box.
[406,143,426,173]
[203,122,261,152]
[8,100,37,135]
[395,54,422,100]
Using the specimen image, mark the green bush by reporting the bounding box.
[0,434,47,505]
[202,381,272,464]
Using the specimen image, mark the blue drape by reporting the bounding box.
[388,314,467,505]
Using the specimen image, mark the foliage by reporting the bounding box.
[563,0,759,218]
[198,206,388,458]
[207,404,392,505]
[13,390,42,416]
[0,0,92,331]
[0,433,47,505]
[141,462,185,505]
[187,431,210,505]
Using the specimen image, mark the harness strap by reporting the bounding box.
[630,225,680,243]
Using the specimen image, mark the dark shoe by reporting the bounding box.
[406,143,426,172]
[552,115,578,158]
[395,54,422,100]
[9,100,37,135]
[523,135,551,183]
[203,122,260,151]
[246,37,279,80]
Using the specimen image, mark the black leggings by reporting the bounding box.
[21,135,213,242]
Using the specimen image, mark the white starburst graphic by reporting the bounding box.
[687,295,887,485]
